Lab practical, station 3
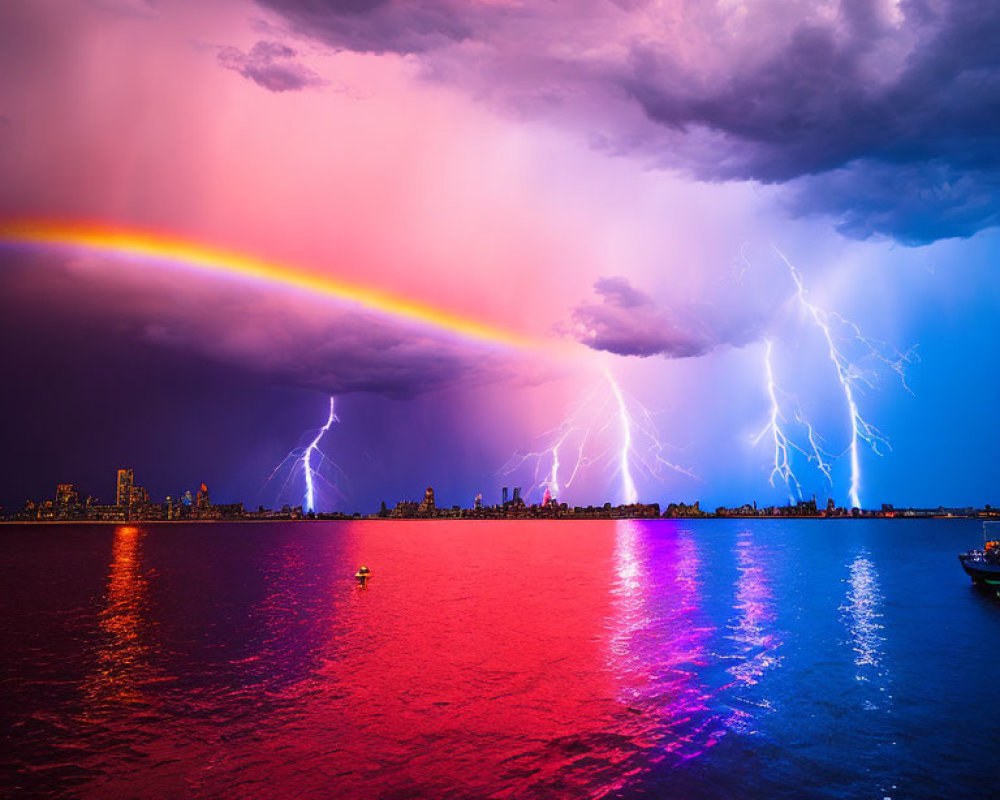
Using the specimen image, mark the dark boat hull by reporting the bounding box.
[959,555,1000,588]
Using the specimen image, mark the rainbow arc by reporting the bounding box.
[0,219,535,350]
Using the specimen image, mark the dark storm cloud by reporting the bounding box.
[255,1,471,55]
[786,160,1000,245]
[256,0,1000,244]
[142,304,529,399]
[218,40,325,92]
[571,277,715,359]
[0,248,538,400]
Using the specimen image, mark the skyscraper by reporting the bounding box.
[418,486,435,515]
[116,468,134,507]
[196,483,211,508]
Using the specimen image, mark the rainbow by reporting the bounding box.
[0,219,535,349]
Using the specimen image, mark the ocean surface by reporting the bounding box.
[1,519,996,799]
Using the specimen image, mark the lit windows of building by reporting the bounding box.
[55,483,79,507]
[116,469,134,507]
[418,486,435,515]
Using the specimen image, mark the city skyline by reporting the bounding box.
[8,462,998,522]
[1,1,999,513]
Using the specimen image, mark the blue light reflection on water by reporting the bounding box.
[1,519,997,799]
[606,519,998,800]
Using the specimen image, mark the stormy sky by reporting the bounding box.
[0,0,997,512]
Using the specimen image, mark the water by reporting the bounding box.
[1,519,995,798]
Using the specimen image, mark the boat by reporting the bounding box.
[959,524,1000,593]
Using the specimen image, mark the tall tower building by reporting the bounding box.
[116,469,134,507]
[196,483,211,508]
[418,486,435,515]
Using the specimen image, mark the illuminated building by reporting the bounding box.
[116,469,134,507]
[390,500,420,518]
[418,486,435,515]
[56,483,79,507]
[196,483,211,508]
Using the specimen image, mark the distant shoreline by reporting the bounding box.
[0,515,988,525]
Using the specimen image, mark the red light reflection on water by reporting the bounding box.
[82,525,163,710]
[266,520,626,799]
[67,520,755,799]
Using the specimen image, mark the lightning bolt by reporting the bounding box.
[303,397,338,512]
[753,340,833,502]
[605,369,639,505]
[264,395,342,512]
[753,340,801,502]
[499,388,603,503]
[503,369,694,505]
[769,249,916,508]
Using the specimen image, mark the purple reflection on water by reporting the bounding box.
[606,520,726,792]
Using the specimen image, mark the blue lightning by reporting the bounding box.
[753,340,802,502]
[264,395,342,512]
[606,368,640,505]
[500,385,605,503]
[753,340,833,502]
[303,397,338,512]
[756,249,916,508]
[503,369,694,505]
[603,369,699,504]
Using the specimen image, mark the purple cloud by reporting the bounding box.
[256,1,470,55]
[257,0,1000,243]
[571,277,715,359]
[218,40,325,93]
[142,305,530,398]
